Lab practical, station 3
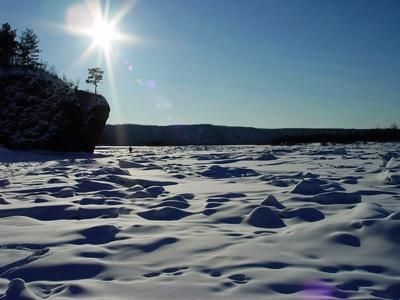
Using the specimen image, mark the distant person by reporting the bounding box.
[129,146,132,153]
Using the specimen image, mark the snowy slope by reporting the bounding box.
[0,143,399,299]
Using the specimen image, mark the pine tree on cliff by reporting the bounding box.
[86,67,104,94]
[0,23,18,67]
[17,28,40,67]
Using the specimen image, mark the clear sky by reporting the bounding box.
[1,0,399,128]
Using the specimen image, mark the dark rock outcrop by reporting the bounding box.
[0,67,109,152]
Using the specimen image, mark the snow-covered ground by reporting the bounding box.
[0,143,399,299]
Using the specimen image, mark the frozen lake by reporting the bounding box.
[0,143,399,299]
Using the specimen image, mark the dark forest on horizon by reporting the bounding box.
[99,124,400,146]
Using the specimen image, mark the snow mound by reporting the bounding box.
[118,160,144,168]
[379,170,400,185]
[138,207,192,221]
[255,153,277,161]
[199,165,259,178]
[307,191,362,205]
[290,179,325,195]
[260,195,285,209]
[0,278,39,300]
[282,207,325,222]
[244,206,286,228]
[350,203,391,219]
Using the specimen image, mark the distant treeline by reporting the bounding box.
[0,22,82,89]
[98,124,400,146]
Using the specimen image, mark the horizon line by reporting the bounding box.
[105,123,396,131]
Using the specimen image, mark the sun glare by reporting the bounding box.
[89,19,116,52]
[64,0,136,57]
[63,0,138,123]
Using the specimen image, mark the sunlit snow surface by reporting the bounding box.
[0,144,399,299]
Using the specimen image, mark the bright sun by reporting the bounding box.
[89,19,116,52]
[64,0,135,56]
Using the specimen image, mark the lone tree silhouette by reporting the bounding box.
[86,67,104,94]
[17,28,40,67]
[0,23,18,67]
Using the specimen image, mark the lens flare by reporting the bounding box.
[301,280,333,299]
[147,79,156,89]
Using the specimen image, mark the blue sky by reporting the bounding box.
[1,0,399,128]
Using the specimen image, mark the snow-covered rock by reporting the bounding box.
[0,67,109,152]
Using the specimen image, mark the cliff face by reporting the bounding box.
[0,67,110,152]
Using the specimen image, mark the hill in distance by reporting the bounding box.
[98,124,400,146]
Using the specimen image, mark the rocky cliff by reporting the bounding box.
[0,67,109,152]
